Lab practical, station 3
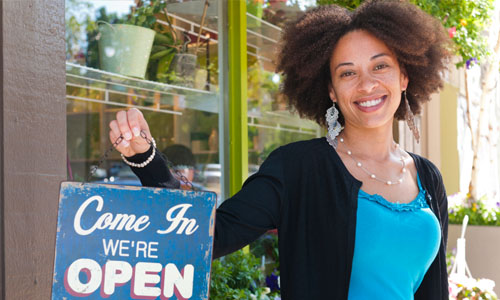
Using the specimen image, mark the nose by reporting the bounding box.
[357,72,378,93]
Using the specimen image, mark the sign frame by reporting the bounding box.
[51,181,217,300]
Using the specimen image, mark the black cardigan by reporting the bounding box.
[129,138,449,300]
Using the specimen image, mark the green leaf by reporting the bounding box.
[156,50,175,79]
[151,45,168,53]
[146,15,156,28]
[150,49,171,60]
[154,32,172,45]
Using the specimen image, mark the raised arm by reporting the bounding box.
[109,109,285,258]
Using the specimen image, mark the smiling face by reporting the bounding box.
[328,30,408,130]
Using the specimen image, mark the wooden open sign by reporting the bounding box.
[52,182,216,300]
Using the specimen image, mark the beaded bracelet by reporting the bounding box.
[121,137,156,168]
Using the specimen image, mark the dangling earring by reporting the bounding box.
[403,90,420,143]
[326,103,342,148]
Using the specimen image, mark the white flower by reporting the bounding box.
[482,198,499,213]
[448,192,467,208]
[262,287,271,295]
[448,273,475,289]
[448,280,462,297]
[449,274,498,298]
[477,278,496,293]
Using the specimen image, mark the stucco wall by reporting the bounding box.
[1,0,66,298]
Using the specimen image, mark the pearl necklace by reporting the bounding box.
[338,137,407,186]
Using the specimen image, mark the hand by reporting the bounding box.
[109,108,153,157]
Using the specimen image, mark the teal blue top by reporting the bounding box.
[347,175,441,299]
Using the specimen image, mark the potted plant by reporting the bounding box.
[449,275,497,299]
[97,1,167,79]
[448,192,500,295]
[446,216,498,300]
[145,2,203,88]
[146,28,179,83]
[96,0,211,87]
[168,32,198,87]
[166,0,211,88]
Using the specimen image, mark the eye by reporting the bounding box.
[340,71,355,78]
[374,63,389,71]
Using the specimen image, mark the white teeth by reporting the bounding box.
[358,98,383,107]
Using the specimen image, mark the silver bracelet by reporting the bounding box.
[121,137,156,168]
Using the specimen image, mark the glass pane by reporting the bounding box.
[247,0,321,170]
[66,0,223,198]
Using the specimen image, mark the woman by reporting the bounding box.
[109,1,451,299]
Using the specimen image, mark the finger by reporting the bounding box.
[116,110,133,141]
[109,120,121,142]
[109,130,134,157]
[138,114,152,139]
[127,108,144,138]
[109,128,121,149]
[129,108,152,140]
[109,119,130,149]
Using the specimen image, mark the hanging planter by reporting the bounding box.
[448,215,500,297]
[98,23,155,79]
[167,1,210,88]
[169,52,197,87]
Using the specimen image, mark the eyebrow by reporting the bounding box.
[334,53,390,71]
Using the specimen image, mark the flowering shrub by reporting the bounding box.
[449,273,497,300]
[210,250,273,300]
[448,192,500,226]
[251,233,281,299]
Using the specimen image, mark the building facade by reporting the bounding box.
[0,0,467,298]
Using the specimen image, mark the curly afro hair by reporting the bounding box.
[276,0,452,127]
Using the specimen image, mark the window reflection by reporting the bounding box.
[246,0,321,168]
[66,0,222,198]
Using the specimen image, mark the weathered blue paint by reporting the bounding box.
[52,182,216,300]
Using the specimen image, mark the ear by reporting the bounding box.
[328,83,337,103]
[400,67,409,91]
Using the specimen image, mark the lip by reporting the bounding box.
[354,95,387,113]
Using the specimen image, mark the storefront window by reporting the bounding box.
[66,0,223,196]
[246,0,321,170]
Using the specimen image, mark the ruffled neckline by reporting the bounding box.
[358,175,428,212]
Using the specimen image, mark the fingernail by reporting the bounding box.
[132,127,140,137]
[124,132,132,140]
[122,140,130,147]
